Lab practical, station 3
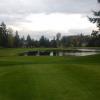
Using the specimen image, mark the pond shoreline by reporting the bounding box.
[19,49,100,56]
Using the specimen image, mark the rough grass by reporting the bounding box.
[0,48,100,100]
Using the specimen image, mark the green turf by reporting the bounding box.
[0,48,100,100]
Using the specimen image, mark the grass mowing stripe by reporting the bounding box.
[0,64,100,100]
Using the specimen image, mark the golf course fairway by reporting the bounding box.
[0,48,100,100]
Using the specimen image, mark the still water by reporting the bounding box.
[20,49,100,56]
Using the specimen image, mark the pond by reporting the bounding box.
[19,49,100,56]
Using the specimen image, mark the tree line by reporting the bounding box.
[0,23,100,48]
[0,2,100,48]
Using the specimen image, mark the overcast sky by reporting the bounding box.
[0,0,99,39]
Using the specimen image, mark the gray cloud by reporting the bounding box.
[0,0,99,37]
[45,0,98,14]
[0,0,98,22]
[0,0,98,15]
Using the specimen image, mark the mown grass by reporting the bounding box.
[0,48,100,100]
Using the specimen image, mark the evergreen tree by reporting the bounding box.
[7,28,14,48]
[50,37,57,48]
[88,0,100,46]
[14,31,20,48]
[0,22,8,47]
[0,25,2,47]
[98,0,100,3]
[88,11,100,31]
[26,34,32,48]
[39,36,45,47]
[39,36,50,47]
[20,36,25,48]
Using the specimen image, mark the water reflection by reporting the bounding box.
[63,52,98,56]
[19,49,100,57]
